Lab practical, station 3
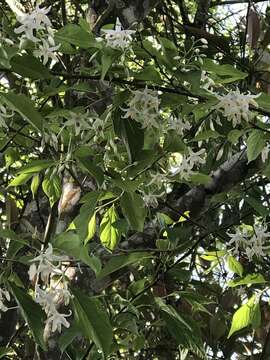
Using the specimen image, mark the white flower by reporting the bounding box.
[167,116,191,135]
[45,309,71,333]
[201,71,215,91]
[142,191,165,208]
[35,286,56,315]
[213,89,260,127]
[122,87,160,130]
[227,225,270,261]
[14,5,52,42]
[170,149,206,180]
[33,38,60,65]
[29,244,68,282]
[0,288,10,313]
[63,112,92,136]
[102,17,135,50]
[261,144,270,163]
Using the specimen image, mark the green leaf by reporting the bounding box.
[9,172,33,187]
[85,213,96,244]
[9,283,47,350]
[113,111,144,163]
[16,160,55,174]
[97,252,153,280]
[164,131,186,152]
[228,295,259,338]
[10,54,52,80]
[0,44,11,69]
[227,255,243,277]
[156,297,206,358]
[59,323,81,353]
[100,205,120,251]
[1,92,44,131]
[101,52,113,80]
[202,58,247,83]
[120,192,146,232]
[54,232,101,274]
[200,250,227,262]
[132,65,162,83]
[31,174,40,198]
[55,24,96,49]
[76,155,104,187]
[42,173,61,207]
[72,288,113,358]
[245,196,269,217]
[228,273,266,287]
[74,192,100,241]
[247,129,266,162]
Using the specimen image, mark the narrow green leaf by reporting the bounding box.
[58,323,81,353]
[1,92,44,131]
[228,273,266,287]
[101,53,113,80]
[9,283,47,350]
[9,173,33,187]
[16,160,55,174]
[72,288,113,358]
[31,174,40,198]
[245,196,268,217]
[227,255,243,277]
[120,192,146,232]
[100,205,120,251]
[97,252,153,280]
[85,213,96,244]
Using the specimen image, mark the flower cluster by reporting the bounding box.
[102,18,135,50]
[122,87,160,130]
[170,148,206,180]
[14,4,60,65]
[29,244,72,333]
[227,224,270,261]
[213,89,260,127]
[0,287,10,315]
[167,116,191,135]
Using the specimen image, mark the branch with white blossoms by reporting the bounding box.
[101,17,135,50]
[122,87,161,130]
[227,224,270,261]
[29,243,72,333]
[13,4,60,65]
[213,89,260,127]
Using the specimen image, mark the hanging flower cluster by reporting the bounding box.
[227,225,270,261]
[14,4,60,65]
[170,148,206,180]
[29,243,72,333]
[122,87,160,130]
[213,89,260,127]
[102,17,135,50]
[0,287,10,315]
